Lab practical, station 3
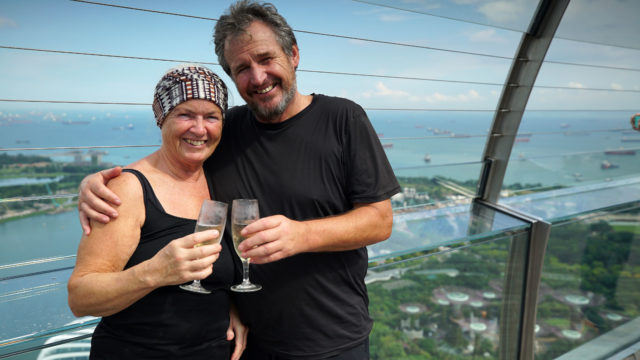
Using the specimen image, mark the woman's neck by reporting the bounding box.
[149,150,204,183]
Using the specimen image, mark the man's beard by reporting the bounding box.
[248,80,297,123]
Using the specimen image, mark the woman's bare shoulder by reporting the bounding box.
[107,169,143,201]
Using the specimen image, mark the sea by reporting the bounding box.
[1,107,640,356]
[2,106,640,241]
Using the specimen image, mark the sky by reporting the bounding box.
[0,0,638,113]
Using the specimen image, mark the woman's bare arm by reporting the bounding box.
[68,172,221,317]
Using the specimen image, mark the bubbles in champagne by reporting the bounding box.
[232,221,252,260]
[194,223,224,247]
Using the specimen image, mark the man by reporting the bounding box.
[78,1,399,358]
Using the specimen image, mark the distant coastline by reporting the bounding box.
[0,203,76,224]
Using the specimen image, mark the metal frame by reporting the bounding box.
[474,199,550,360]
[474,1,569,359]
[477,0,570,203]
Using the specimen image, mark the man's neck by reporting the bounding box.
[256,92,313,124]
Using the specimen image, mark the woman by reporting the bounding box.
[67,64,246,359]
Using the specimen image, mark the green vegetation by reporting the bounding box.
[0,153,106,220]
[396,176,462,202]
[368,212,640,360]
[0,153,52,166]
[2,154,638,359]
[368,241,508,359]
[395,175,558,208]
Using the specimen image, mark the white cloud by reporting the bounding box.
[610,83,623,91]
[379,14,407,22]
[423,89,481,103]
[0,16,17,28]
[469,28,504,43]
[348,39,369,47]
[478,1,525,24]
[568,82,585,89]
[354,7,409,23]
[362,82,409,98]
[399,0,441,11]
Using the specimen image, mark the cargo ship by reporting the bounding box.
[604,149,636,155]
[621,137,640,142]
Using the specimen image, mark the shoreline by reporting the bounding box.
[0,203,76,224]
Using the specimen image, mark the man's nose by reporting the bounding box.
[249,65,267,86]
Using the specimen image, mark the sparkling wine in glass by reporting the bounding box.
[230,199,262,292]
[180,199,228,294]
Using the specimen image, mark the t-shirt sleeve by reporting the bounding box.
[345,104,400,203]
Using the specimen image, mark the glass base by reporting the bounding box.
[230,282,262,293]
[180,282,211,294]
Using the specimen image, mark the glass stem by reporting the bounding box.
[242,259,251,283]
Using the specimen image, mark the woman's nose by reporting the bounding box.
[192,117,206,135]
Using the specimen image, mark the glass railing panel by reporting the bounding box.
[505,0,640,201]
[0,316,97,360]
[392,156,483,188]
[0,1,520,112]
[533,203,640,360]
[502,177,640,223]
[296,58,509,107]
[501,111,640,197]
[554,0,640,51]
[354,0,539,35]
[0,266,98,358]
[0,199,81,272]
[391,162,481,216]
[367,229,530,359]
[366,111,493,168]
[372,168,529,260]
[1,106,159,162]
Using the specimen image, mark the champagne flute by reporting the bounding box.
[230,199,262,292]
[180,199,228,294]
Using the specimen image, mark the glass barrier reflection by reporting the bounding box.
[367,231,528,359]
[534,204,640,359]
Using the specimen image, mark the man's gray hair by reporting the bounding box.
[214,0,297,76]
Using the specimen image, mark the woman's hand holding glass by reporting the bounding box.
[181,200,228,293]
[145,229,222,288]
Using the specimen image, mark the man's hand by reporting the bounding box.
[236,200,393,264]
[236,215,308,264]
[227,304,247,360]
[78,167,123,235]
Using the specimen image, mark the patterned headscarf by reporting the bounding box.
[152,64,228,128]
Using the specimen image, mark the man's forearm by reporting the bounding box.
[303,199,393,253]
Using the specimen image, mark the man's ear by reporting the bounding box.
[291,44,300,70]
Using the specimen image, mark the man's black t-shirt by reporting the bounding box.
[205,94,399,359]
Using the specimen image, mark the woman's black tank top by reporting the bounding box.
[89,168,235,359]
